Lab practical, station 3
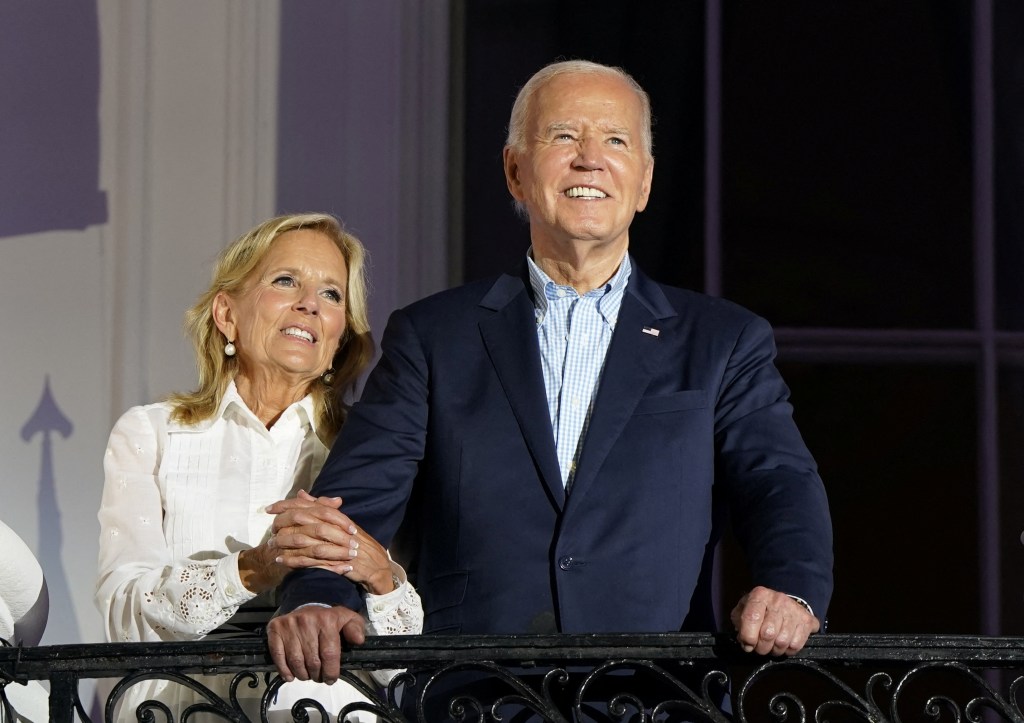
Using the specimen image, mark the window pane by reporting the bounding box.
[995,0,1024,331]
[720,1,973,328]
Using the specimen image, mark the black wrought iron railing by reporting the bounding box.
[3,633,1024,722]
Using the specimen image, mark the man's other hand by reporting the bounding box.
[730,586,820,656]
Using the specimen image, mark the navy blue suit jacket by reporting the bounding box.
[279,262,833,634]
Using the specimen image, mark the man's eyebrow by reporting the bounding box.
[543,122,578,134]
[542,122,634,136]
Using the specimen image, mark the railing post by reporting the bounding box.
[48,672,78,723]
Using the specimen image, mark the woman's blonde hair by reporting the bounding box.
[167,213,373,444]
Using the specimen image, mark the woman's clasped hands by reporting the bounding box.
[265,490,397,596]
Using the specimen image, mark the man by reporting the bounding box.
[267,60,833,688]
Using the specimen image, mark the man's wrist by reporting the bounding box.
[787,595,814,617]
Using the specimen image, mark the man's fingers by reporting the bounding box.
[781,611,820,654]
[316,623,341,685]
[316,606,365,684]
[754,602,785,655]
[341,614,367,646]
[266,618,294,682]
[732,590,768,653]
[267,615,315,682]
[766,613,792,656]
[770,597,820,655]
[782,624,811,655]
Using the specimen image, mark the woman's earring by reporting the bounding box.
[321,368,335,385]
[224,341,237,357]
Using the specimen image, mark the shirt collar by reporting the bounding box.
[526,250,632,318]
[169,379,317,435]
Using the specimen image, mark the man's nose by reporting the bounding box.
[573,136,604,170]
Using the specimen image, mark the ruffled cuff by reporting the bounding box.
[216,552,258,607]
[364,560,408,619]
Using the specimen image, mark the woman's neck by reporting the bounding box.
[233,373,309,428]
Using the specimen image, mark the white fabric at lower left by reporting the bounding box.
[0,520,51,723]
[111,672,386,723]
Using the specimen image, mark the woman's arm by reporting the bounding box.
[94,407,254,642]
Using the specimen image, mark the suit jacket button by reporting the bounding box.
[558,556,574,570]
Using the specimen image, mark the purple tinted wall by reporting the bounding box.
[275,1,350,218]
[0,0,107,237]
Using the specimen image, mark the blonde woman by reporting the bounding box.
[96,214,421,722]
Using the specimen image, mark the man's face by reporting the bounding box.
[503,72,654,256]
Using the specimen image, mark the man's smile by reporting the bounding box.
[563,186,608,199]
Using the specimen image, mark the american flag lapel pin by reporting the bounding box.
[642,326,660,337]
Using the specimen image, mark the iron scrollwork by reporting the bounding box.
[733,658,1024,723]
[396,658,735,722]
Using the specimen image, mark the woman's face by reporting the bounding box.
[215,229,349,390]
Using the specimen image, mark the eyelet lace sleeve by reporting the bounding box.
[362,559,424,686]
[363,560,423,636]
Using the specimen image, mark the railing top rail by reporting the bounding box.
[5,633,1024,681]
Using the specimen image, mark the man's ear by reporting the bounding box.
[503,146,524,201]
[636,157,655,213]
[212,291,237,341]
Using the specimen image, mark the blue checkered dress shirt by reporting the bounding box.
[527,252,631,489]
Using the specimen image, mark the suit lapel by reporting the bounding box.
[478,274,566,510]
[567,268,678,506]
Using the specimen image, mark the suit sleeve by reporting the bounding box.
[714,315,834,619]
[278,308,430,613]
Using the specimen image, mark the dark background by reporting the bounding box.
[459,0,1024,636]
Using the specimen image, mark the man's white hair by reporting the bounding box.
[505,59,654,160]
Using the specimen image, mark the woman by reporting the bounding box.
[95,213,421,722]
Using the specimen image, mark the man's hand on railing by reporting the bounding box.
[266,604,365,684]
[730,585,820,656]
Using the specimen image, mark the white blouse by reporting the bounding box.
[95,383,422,721]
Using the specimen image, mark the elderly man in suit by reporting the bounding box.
[266,59,833,689]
